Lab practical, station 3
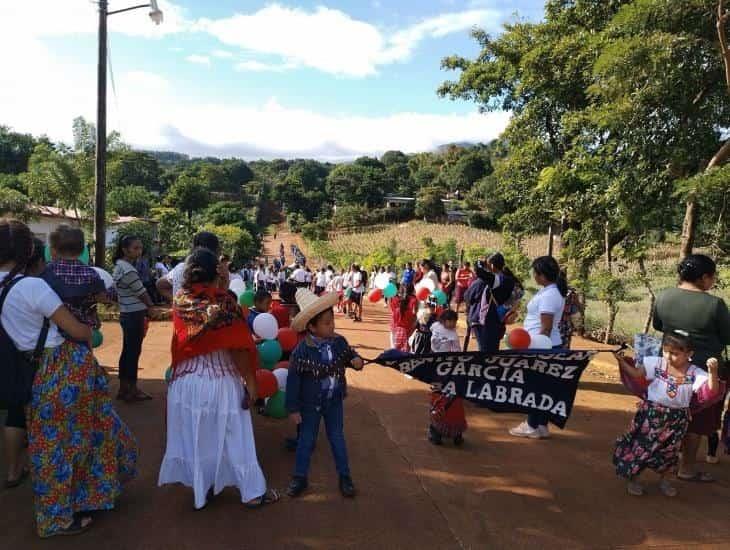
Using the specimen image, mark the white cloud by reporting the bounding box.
[196,4,501,77]
[234,61,296,73]
[185,54,211,65]
[212,49,234,58]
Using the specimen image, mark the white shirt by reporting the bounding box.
[424,270,440,289]
[351,271,364,294]
[315,273,327,287]
[154,261,169,276]
[255,270,266,282]
[229,273,243,282]
[343,272,353,288]
[430,322,460,353]
[305,271,313,283]
[523,284,565,346]
[331,275,344,292]
[644,357,709,409]
[325,269,334,283]
[291,268,307,283]
[0,273,65,351]
[164,262,186,297]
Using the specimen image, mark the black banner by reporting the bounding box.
[372,350,596,428]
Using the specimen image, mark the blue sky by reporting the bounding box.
[0,1,544,159]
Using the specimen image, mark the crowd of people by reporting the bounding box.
[1,216,729,539]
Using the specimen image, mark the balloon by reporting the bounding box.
[258,339,283,367]
[239,290,255,308]
[229,278,246,297]
[91,267,114,290]
[416,287,431,301]
[383,282,398,299]
[368,288,383,303]
[91,329,103,348]
[374,272,390,290]
[432,289,448,305]
[78,246,90,265]
[273,367,288,391]
[264,390,288,419]
[255,369,278,399]
[43,244,51,263]
[420,278,436,292]
[275,361,289,370]
[253,313,279,340]
[508,328,531,350]
[529,334,554,350]
[277,327,298,352]
[271,302,291,329]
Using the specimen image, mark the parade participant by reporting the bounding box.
[315,267,327,295]
[440,263,455,306]
[388,283,418,352]
[613,331,719,497]
[113,235,154,402]
[428,310,466,446]
[290,264,308,288]
[247,289,273,335]
[159,248,278,510]
[508,256,566,439]
[420,259,440,290]
[454,261,474,314]
[1,219,137,538]
[286,289,364,498]
[401,262,415,286]
[409,303,436,355]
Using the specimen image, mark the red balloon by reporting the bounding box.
[508,328,532,350]
[275,361,289,370]
[255,369,278,399]
[416,287,431,301]
[368,288,383,303]
[277,327,299,352]
[271,302,291,328]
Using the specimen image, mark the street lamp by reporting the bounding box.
[94,0,163,267]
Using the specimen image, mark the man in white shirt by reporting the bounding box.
[290,265,308,288]
[350,264,365,322]
[314,268,327,294]
[255,265,266,291]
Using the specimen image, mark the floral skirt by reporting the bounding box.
[613,400,688,479]
[430,393,467,438]
[27,341,138,537]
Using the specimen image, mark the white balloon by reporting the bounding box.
[374,272,390,290]
[273,367,288,391]
[91,267,114,290]
[229,278,246,297]
[253,313,279,340]
[529,334,554,349]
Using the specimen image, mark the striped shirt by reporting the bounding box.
[112,259,148,313]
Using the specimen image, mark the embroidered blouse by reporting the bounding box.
[644,356,709,409]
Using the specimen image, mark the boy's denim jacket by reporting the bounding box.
[285,333,360,413]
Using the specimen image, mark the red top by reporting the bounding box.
[389,295,419,330]
[456,268,474,289]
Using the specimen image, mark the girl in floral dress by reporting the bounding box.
[613,331,720,497]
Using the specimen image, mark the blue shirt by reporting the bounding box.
[401,268,415,285]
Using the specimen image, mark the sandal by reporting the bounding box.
[677,471,714,483]
[244,489,280,509]
[41,516,93,538]
[4,468,29,489]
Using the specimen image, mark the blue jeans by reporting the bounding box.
[526,345,563,429]
[294,397,350,478]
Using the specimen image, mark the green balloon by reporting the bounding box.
[383,282,398,299]
[239,290,255,308]
[265,390,287,419]
[257,339,283,366]
[91,329,103,348]
[43,244,51,263]
[78,246,90,265]
[432,289,448,306]
[164,366,173,383]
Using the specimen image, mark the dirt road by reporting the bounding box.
[2,235,729,548]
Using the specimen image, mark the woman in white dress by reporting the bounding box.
[158,248,279,510]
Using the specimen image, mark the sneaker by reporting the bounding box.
[537,425,551,439]
[339,475,356,498]
[287,476,308,498]
[706,454,719,464]
[509,421,542,439]
[627,480,645,496]
[659,479,678,497]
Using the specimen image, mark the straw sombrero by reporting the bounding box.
[290,288,339,333]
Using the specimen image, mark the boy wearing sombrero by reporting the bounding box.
[286,288,364,498]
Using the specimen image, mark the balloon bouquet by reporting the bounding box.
[503,327,554,350]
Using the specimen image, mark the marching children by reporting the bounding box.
[247,289,272,335]
[286,288,364,498]
[613,330,720,497]
[409,302,436,354]
[428,310,467,446]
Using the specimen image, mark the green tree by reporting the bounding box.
[326,158,391,208]
[151,207,193,256]
[0,126,37,174]
[203,223,258,265]
[107,185,156,217]
[415,186,446,221]
[165,175,209,219]
[111,219,157,263]
[0,187,32,220]
[107,150,163,192]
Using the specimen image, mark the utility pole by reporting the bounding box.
[94,0,108,267]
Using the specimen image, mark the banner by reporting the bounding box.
[373,349,597,428]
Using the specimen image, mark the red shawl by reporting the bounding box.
[172,284,259,373]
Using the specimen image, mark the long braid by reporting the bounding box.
[0,219,33,289]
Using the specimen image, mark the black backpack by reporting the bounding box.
[0,277,49,406]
